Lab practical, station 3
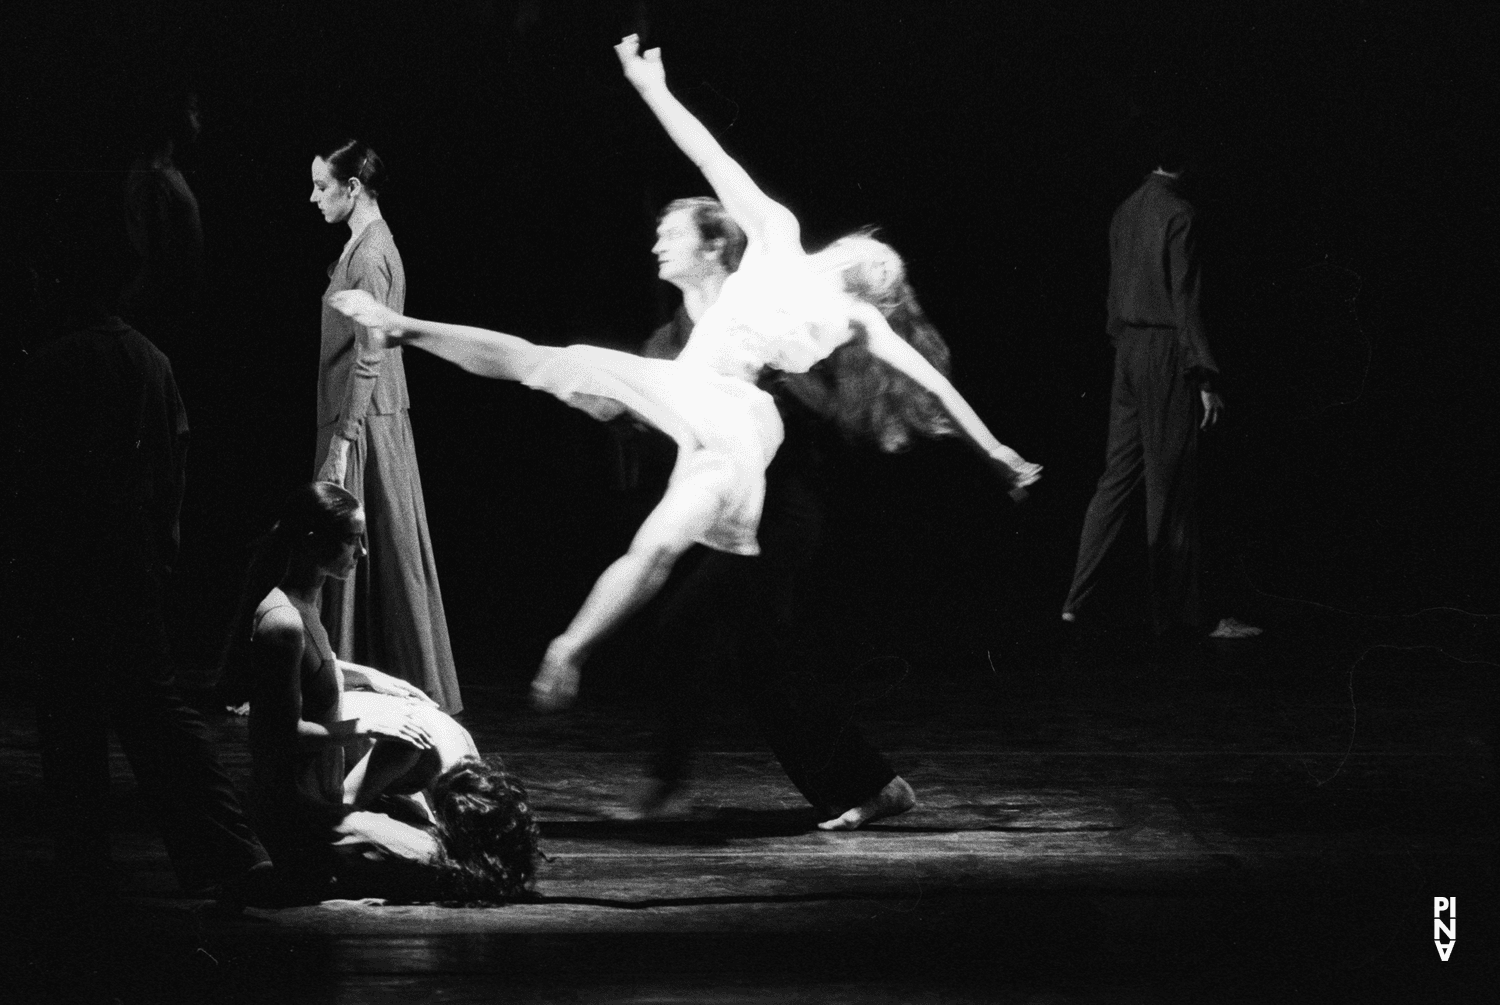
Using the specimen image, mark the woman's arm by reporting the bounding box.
[319,247,398,484]
[250,613,352,753]
[251,610,435,752]
[338,659,437,705]
[852,303,1041,496]
[615,35,799,252]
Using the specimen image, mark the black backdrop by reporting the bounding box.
[3,0,1494,689]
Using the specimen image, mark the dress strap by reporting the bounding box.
[251,599,299,635]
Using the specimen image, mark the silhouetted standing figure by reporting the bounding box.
[120,88,205,367]
[15,237,268,895]
[309,139,461,714]
[1061,160,1226,635]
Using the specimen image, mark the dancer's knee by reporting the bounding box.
[626,534,690,587]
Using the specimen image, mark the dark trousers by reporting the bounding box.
[1064,330,1202,633]
[32,605,268,892]
[647,464,896,816]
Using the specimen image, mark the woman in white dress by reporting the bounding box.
[329,35,1041,712]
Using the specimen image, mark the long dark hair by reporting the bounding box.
[811,232,955,452]
[216,481,360,703]
[427,757,542,905]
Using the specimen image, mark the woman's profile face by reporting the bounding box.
[310,157,355,224]
[323,508,368,580]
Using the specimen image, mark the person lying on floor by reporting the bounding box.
[224,480,539,903]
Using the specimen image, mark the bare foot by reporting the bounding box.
[530,640,581,712]
[1208,617,1263,639]
[327,290,407,346]
[817,776,916,831]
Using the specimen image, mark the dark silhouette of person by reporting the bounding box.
[1061,127,1260,640]
[119,86,206,368]
[12,206,269,897]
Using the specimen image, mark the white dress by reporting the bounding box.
[522,252,851,555]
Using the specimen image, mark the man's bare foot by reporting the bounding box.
[1208,617,1263,639]
[530,640,581,712]
[817,776,916,831]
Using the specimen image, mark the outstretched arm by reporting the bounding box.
[615,35,799,252]
[852,304,1041,498]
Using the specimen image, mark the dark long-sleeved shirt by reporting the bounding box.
[317,219,410,441]
[16,317,189,616]
[1106,173,1220,380]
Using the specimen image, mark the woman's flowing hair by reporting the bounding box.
[813,230,956,453]
[215,481,360,704]
[427,756,542,905]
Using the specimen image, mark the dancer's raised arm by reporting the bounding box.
[615,35,798,251]
[851,303,1041,498]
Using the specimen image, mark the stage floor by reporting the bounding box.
[1,616,1493,1002]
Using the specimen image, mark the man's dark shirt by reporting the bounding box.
[1107,173,1220,380]
[16,317,189,627]
[641,305,694,361]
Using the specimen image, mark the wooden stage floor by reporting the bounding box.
[1,615,1493,1002]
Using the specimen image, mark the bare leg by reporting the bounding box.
[816,776,917,831]
[531,475,723,710]
[396,321,550,382]
[326,290,549,382]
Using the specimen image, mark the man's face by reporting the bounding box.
[652,209,719,286]
[310,157,355,224]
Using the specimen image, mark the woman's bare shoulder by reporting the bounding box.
[253,595,305,651]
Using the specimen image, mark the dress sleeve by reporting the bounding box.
[336,246,396,442]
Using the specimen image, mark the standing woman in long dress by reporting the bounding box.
[309,140,462,714]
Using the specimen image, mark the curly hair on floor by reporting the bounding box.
[428,756,542,905]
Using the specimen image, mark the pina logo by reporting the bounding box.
[1433,897,1456,961]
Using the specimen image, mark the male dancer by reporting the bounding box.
[13,225,271,898]
[1061,136,1260,640]
[627,197,915,829]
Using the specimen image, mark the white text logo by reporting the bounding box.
[1434,897,1456,961]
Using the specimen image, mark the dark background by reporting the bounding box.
[3,0,1495,691]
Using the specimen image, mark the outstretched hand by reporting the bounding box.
[615,34,666,92]
[356,706,435,750]
[360,668,438,706]
[987,450,1042,503]
[328,290,405,347]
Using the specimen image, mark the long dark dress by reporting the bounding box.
[315,219,462,713]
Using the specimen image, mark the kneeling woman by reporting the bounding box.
[229,481,538,902]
